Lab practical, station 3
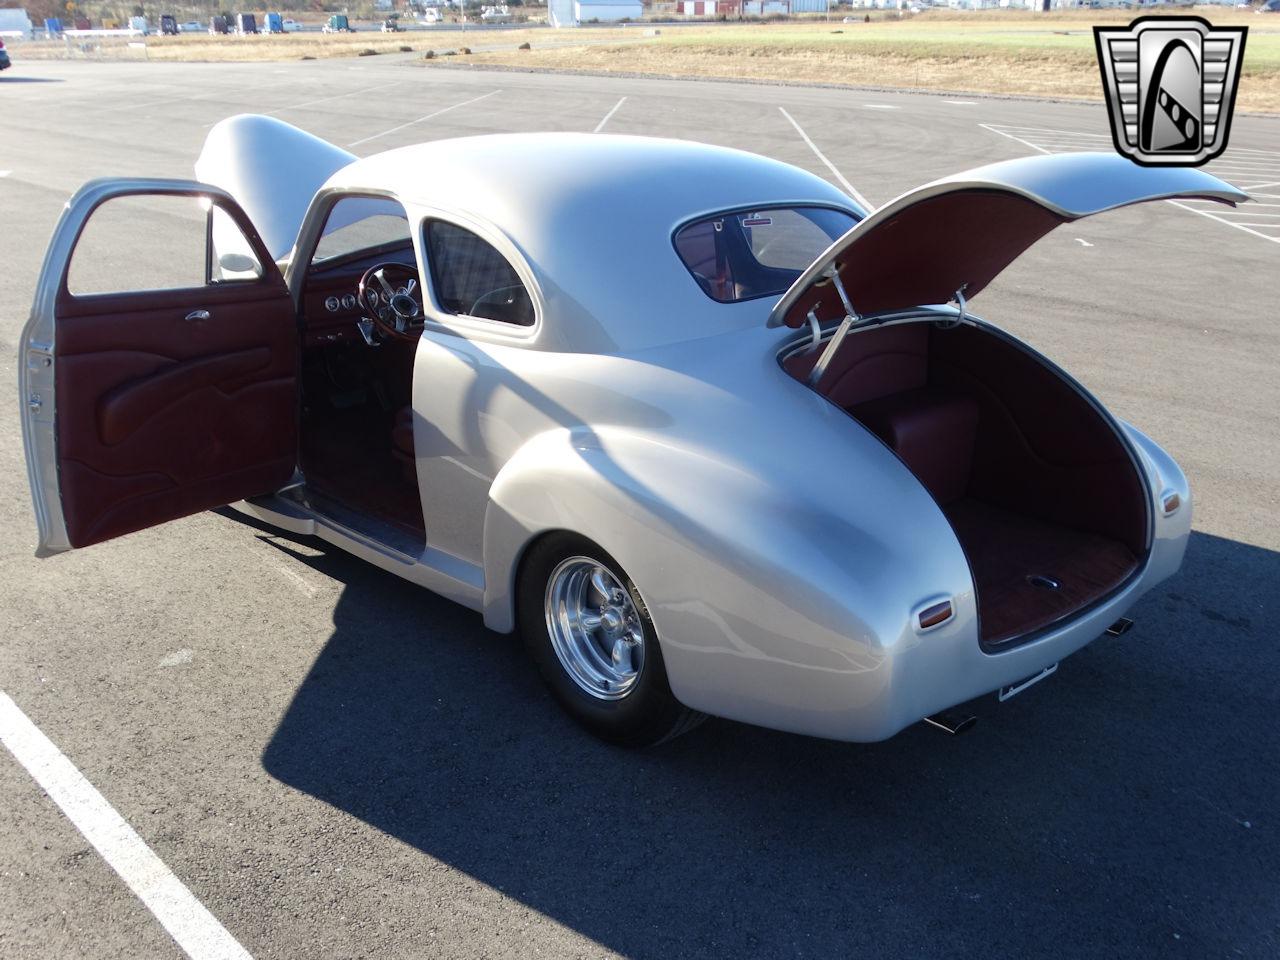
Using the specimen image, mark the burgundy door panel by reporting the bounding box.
[53,207,297,549]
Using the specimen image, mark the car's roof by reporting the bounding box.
[326,133,859,352]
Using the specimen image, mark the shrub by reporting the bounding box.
[423,49,435,58]
[358,48,378,56]
[460,46,471,54]
[518,41,530,49]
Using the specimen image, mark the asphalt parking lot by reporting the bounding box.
[1,55,1278,959]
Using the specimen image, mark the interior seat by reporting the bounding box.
[851,389,979,505]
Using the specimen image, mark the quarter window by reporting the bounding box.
[425,221,534,327]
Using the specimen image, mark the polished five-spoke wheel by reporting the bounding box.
[545,557,645,700]
[520,533,704,746]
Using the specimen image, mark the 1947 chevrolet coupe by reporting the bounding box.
[19,116,1247,745]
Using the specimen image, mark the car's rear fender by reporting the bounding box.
[482,424,980,740]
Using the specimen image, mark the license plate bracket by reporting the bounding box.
[997,662,1058,702]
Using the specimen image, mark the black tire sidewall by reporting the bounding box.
[519,533,685,746]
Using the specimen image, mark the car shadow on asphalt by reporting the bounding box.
[233,509,1276,959]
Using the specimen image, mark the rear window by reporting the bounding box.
[673,207,856,304]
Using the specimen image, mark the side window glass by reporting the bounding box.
[312,197,411,266]
[209,205,265,282]
[66,194,263,296]
[425,221,534,327]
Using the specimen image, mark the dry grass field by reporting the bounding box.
[449,11,1280,112]
[14,11,1280,111]
[14,27,573,63]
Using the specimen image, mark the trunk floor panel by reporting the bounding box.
[943,497,1139,647]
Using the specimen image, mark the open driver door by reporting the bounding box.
[19,178,298,556]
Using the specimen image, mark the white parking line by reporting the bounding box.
[778,107,873,211]
[0,170,10,178]
[199,82,403,129]
[593,96,627,133]
[1166,200,1280,245]
[0,692,254,960]
[347,89,501,148]
[979,123,1051,156]
[268,81,402,117]
[944,100,977,106]
[863,104,898,110]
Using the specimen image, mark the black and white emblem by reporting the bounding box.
[1094,17,1247,167]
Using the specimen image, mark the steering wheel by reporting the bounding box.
[357,263,425,342]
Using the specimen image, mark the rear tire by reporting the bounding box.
[519,533,704,747]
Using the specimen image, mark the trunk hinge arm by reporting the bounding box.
[807,266,861,387]
[938,283,969,330]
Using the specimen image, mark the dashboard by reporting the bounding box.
[300,245,419,348]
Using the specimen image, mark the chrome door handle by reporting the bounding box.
[185,309,211,322]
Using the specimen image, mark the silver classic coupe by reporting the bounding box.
[19,116,1246,745]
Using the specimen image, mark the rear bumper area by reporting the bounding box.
[659,421,1190,744]
[862,423,1192,742]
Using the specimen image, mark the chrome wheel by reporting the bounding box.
[544,556,646,701]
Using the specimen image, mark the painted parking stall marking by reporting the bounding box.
[347,89,502,149]
[0,692,254,960]
[982,123,1280,244]
[779,106,874,211]
[594,96,628,133]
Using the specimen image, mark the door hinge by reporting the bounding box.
[28,393,43,412]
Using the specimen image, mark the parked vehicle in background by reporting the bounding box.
[43,16,64,35]
[262,12,283,33]
[209,15,230,33]
[0,38,10,72]
[0,8,34,37]
[421,8,443,22]
[381,16,402,30]
[236,12,258,33]
[180,20,204,31]
[282,17,302,30]
[159,14,179,34]
[128,15,150,34]
[324,13,355,31]
[1259,0,1280,12]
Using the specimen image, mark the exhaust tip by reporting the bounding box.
[1105,617,1135,637]
[923,712,978,736]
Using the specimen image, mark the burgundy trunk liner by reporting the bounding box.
[944,498,1139,647]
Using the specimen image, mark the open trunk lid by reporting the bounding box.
[768,152,1247,329]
